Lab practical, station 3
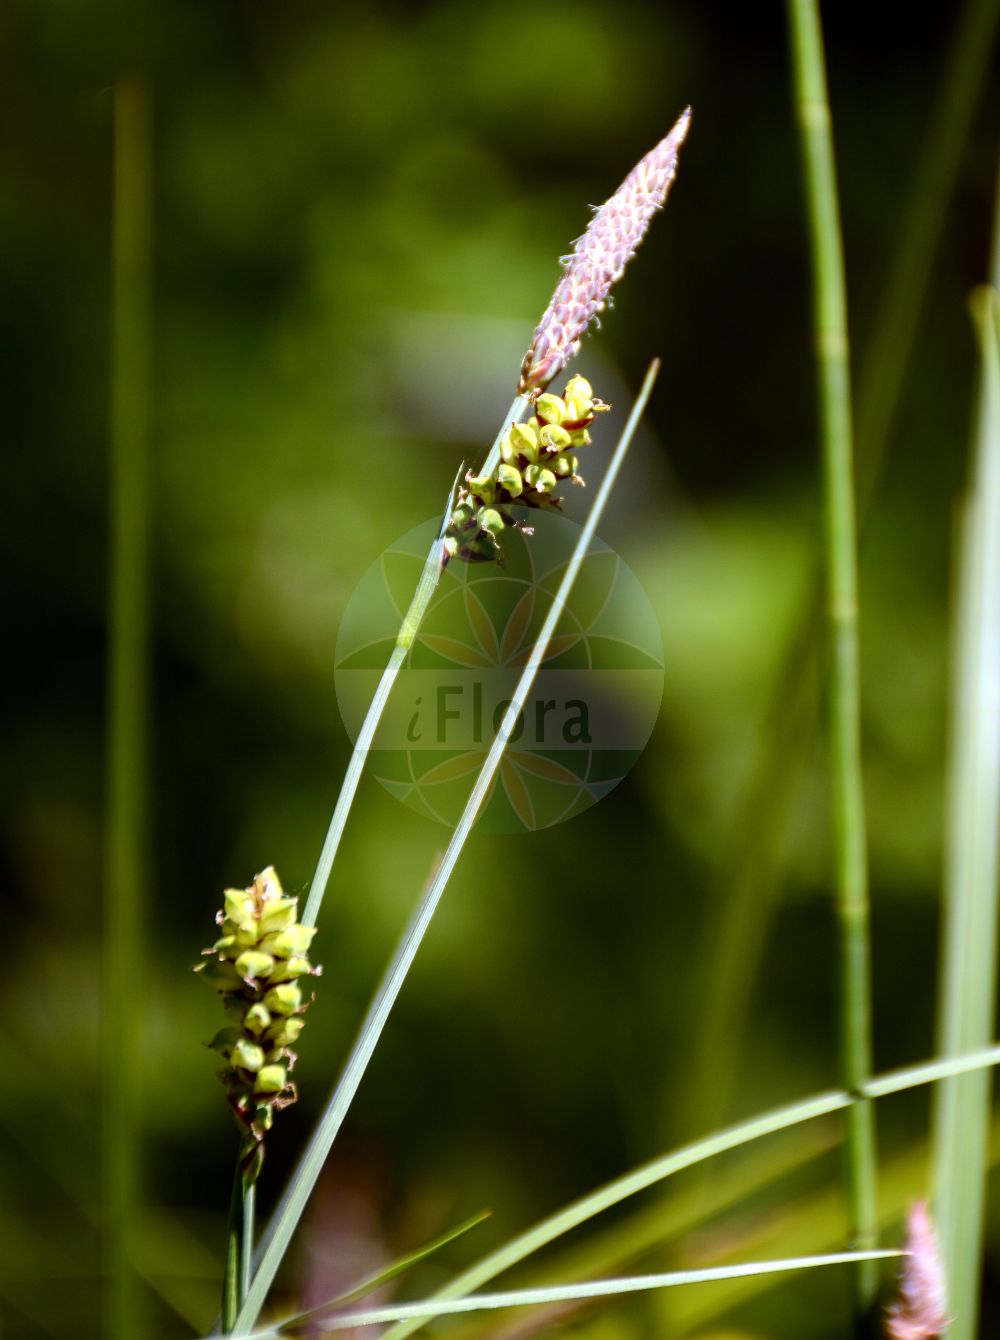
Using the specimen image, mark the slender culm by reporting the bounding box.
[786,0,878,1319]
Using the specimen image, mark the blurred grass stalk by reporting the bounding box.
[299,394,528,930]
[104,76,152,1339]
[787,0,878,1316]
[853,0,1000,505]
[932,201,1000,1340]
[690,0,1000,1138]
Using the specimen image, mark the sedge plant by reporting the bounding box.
[194,39,1000,1333]
[199,112,691,1332]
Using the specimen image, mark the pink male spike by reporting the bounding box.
[885,1201,949,1340]
[518,107,691,395]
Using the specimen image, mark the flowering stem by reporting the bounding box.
[223,1162,247,1332]
[234,366,658,1335]
[242,1181,255,1303]
[300,393,528,930]
[222,1147,258,1331]
[787,0,878,1319]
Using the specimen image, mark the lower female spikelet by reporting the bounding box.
[195,866,320,1173]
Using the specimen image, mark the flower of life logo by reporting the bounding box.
[334,510,663,833]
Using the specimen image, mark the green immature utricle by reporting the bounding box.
[444,374,610,563]
[195,866,320,1174]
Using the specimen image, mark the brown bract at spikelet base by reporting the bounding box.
[519,107,691,395]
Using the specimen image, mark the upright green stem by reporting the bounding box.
[223,1154,257,1331]
[300,394,528,930]
[243,1181,256,1301]
[689,0,1000,1142]
[103,76,152,1340]
[223,1164,246,1332]
[786,0,877,1316]
[932,171,1000,1340]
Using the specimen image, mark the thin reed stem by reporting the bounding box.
[223,1163,246,1332]
[232,366,659,1335]
[690,0,1000,1140]
[300,394,528,930]
[243,1181,255,1302]
[932,175,1000,1340]
[103,75,152,1340]
[223,1156,256,1331]
[787,0,877,1315]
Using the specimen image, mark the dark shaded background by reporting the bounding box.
[5,1,1000,1336]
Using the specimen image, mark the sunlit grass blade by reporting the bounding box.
[234,1252,899,1337]
[931,257,1000,1336]
[689,0,1000,1142]
[104,74,152,1340]
[377,1044,1000,1340]
[231,363,661,1334]
[300,395,528,931]
[787,0,877,1314]
[435,1122,840,1340]
[272,1210,491,1334]
[664,1113,1000,1337]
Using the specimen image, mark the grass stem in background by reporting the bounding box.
[854,0,1000,508]
[932,190,1000,1340]
[103,75,152,1340]
[232,364,660,1335]
[299,394,528,930]
[690,0,1000,1138]
[787,0,878,1314]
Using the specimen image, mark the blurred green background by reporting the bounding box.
[5,1,1000,1336]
